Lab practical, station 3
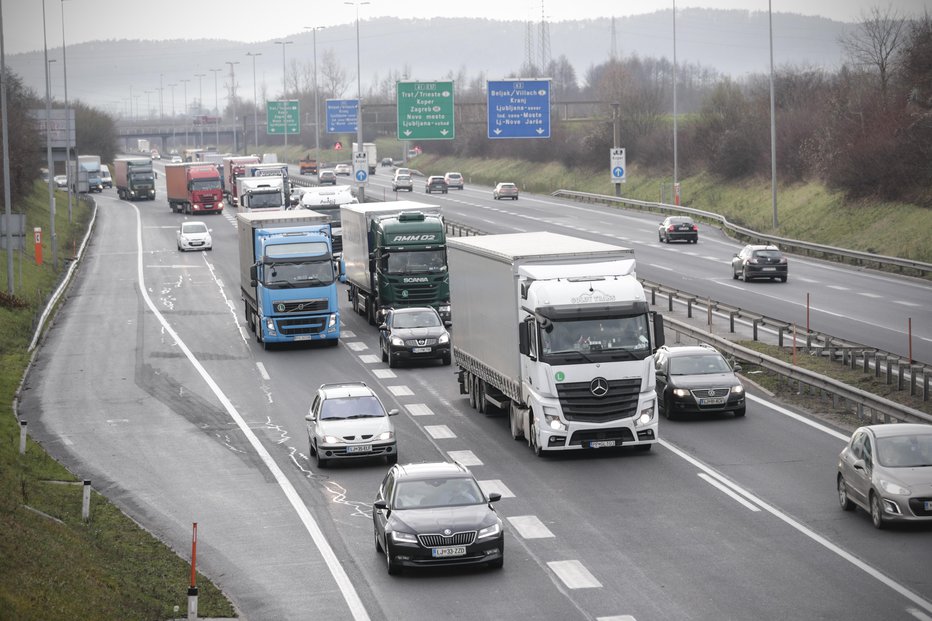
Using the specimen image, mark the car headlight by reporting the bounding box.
[673,388,690,398]
[439,305,451,313]
[322,435,340,445]
[879,479,910,495]
[376,431,393,441]
[731,385,745,395]
[390,336,405,347]
[391,530,418,544]
[542,407,567,432]
[438,332,450,345]
[477,522,502,540]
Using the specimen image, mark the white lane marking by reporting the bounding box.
[507,515,555,539]
[387,385,413,396]
[130,204,370,621]
[698,473,761,512]
[200,254,248,344]
[857,292,882,298]
[372,369,396,379]
[647,263,675,271]
[908,608,932,621]
[342,330,356,338]
[660,439,932,615]
[547,560,603,589]
[893,300,921,307]
[747,394,849,442]
[344,341,368,351]
[447,450,482,466]
[148,265,205,268]
[827,285,849,291]
[358,355,380,364]
[478,479,515,498]
[424,424,456,439]
[597,616,637,621]
[255,362,270,381]
[405,403,434,417]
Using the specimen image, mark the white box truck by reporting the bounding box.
[449,231,665,455]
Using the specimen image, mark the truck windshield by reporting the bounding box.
[384,249,446,274]
[130,173,155,183]
[263,259,334,288]
[540,315,650,363]
[248,192,283,209]
[191,179,221,191]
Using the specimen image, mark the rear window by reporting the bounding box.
[753,250,783,259]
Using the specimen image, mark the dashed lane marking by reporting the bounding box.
[507,515,555,539]
[446,450,482,466]
[547,560,603,589]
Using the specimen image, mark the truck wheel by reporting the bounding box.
[476,378,486,414]
[509,404,525,441]
[529,417,543,457]
[467,374,476,409]
[367,300,377,326]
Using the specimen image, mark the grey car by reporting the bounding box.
[837,423,932,528]
[731,244,788,282]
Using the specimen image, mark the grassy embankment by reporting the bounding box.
[0,182,235,619]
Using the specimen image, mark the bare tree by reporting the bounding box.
[839,5,907,101]
[319,49,349,99]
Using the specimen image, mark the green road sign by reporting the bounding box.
[267,100,300,135]
[396,81,455,141]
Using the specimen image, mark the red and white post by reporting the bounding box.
[187,522,198,620]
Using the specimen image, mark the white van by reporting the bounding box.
[100,164,113,189]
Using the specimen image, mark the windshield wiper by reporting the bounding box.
[267,280,294,288]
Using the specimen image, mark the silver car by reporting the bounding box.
[305,382,399,468]
[176,221,212,251]
[837,423,932,528]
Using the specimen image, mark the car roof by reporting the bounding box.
[392,306,437,314]
[445,172,462,176]
[318,381,376,399]
[658,344,722,357]
[393,461,472,480]
[747,244,780,251]
[862,423,932,438]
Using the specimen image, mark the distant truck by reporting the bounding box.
[222,155,261,206]
[243,162,290,197]
[237,210,343,347]
[165,163,224,214]
[341,202,450,326]
[351,142,377,174]
[114,157,156,201]
[137,139,150,153]
[76,155,103,193]
[448,232,665,455]
[236,177,286,211]
[261,153,278,163]
[299,154,318,175]
[298,185,358,256]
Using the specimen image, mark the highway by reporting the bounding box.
[20,171,932,621]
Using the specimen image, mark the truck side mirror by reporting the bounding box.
[250,264,258,288]
[518,320,530,357]
[652,312,665,350]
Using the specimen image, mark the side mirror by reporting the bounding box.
[388,408,399,417]
[733,364,743,373]
[373,499,388,511]
[853,459,866,472]
[304,413,316,422]
[378,323,388,331]
[487,493,502,503]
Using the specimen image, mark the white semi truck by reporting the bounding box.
[448,231,665,455]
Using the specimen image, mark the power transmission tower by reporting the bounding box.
[539,2,551,75]
[610,16,618,61]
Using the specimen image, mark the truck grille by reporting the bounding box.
[396,283,440,304]
[556,378,642,422]
[274,299,328,313]
[570,428,636,447]
[418,531,477,548]
[276,316,328,335]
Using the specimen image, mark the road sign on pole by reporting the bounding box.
[487,79,551,139]
[266,100,300,135]
[610,148,626,184]
[396,81,455,141]
[326,99,358,133]
[353,151,369,185]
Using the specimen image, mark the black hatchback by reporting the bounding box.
[425,176,448,193]
[731,244,788,282]
[659,216,698,243]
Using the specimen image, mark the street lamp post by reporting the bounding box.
[246,52,262,152]
[225,61,240,153]
[168,82,177,150]
[2,0,17,291]
[195,73,205,147]
[345,1,369,202]
[210,68,221,149]
[60,0,73,223]
[41,0,58,270]
[144,89,152,120]
[672,0,678,206]
[180,78,190,148]
[304,26,324,164]
[274,40,293,148]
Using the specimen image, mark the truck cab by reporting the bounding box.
[237,177,286,211]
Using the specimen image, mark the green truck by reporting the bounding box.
[340,202,450,326]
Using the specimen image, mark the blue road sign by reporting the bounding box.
[610,148,627,183]
[487,79,551,139]
[355,169,368,182]
[326,99,358,133]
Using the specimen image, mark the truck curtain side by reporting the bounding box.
[448,231,665,456]
[222,155,261,205]
[165,163,224,215]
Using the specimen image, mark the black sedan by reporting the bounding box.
[373,462,504,575]
[654,345,746,419]
[658,216,698,243]
[731,244,788,282]
[379,307,451,367]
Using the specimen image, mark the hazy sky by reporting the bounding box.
[4,0,929,56]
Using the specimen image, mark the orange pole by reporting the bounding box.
[190,522,197,588]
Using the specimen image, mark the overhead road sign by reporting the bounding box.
[487,79,550,139]
[610,148,626,184]
[397,81,455,141]
[267,100,300,135]
[326,99,358,133]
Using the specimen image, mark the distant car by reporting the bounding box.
[54,175,68,189]
[443,172,464,190]
[394,167,411,178]
[176,221,212,252]
[334,163,352,176]
[731,244,788,282]
[379,307,451,367]
[425,176,447,194]
[304,382,399,468]
[150,150,161,160]
[373,461,504,575]
[837,423,932,529]
[391,174,413,192]
[381,157,393,167]
[493,182,518,200]
[654,344,745,420]
[170,155,183,163]
[318,170,337,185]
[659,216,698,243]
[100,165,113,189]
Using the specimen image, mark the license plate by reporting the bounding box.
[294,335,312,341]
[925,501,932,511]
[432,546,466,558]
[589,440,616,448]
[699,397,727,405]
[763,267,776,271]
[411,347,431,353]
[346,445,371,454]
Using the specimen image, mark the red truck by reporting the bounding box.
[222,155,260,206]
[165,163,224,215]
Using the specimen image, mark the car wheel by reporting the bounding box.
[659,233,664,243]
[837,476,855,511]
[374,522,383,553]
[663,396,676,421]
[442,354,451,366]
[315,442,328,469]
[381,340,388,362]
[742,267,750,282]
[385,542,401,575]
[386,452,398,465]
[732,266,739,280]
[246,303,256,333]
[733,407,746,418]
[388,351,397,369]
[529,416,543,457]
[780,276,788,283]
[870,492,886,529]
[488,556,504,569]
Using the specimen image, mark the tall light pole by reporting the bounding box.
[42,0,58,270]
[159,72,164,121]
[304,26,324,163]
[195,73,205,147]
[2,0,16,291]
[672,0,679,206]
[769,0,778,229]
[346,1,369,202]
[60,0,73,223]
[274,40,293,148]
[225,61,240,153]
[144,89,152,120]
[210,68,221,148]
[180,78,190,148]
[246,52,262,152]
[168,82,177,150]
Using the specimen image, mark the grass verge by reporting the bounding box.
[0,182,235,619]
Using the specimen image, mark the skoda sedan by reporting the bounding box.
[373,462,504,575]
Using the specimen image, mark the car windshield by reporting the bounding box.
[876,434,932,468]
[384,250,446,274]
[181,223,208,235]
[393,477,485,509]
[669,354,731,375]
[393,310,441,329]
[320,395,385,420]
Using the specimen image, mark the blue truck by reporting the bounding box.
[237,210,344,348]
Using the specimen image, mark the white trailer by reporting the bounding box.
[449,231,665,455]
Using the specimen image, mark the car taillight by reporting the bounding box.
[692,225,698,231]
[668,226,675,231]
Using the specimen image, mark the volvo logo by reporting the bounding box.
[590,377,609,398]
[443,528,452,536]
